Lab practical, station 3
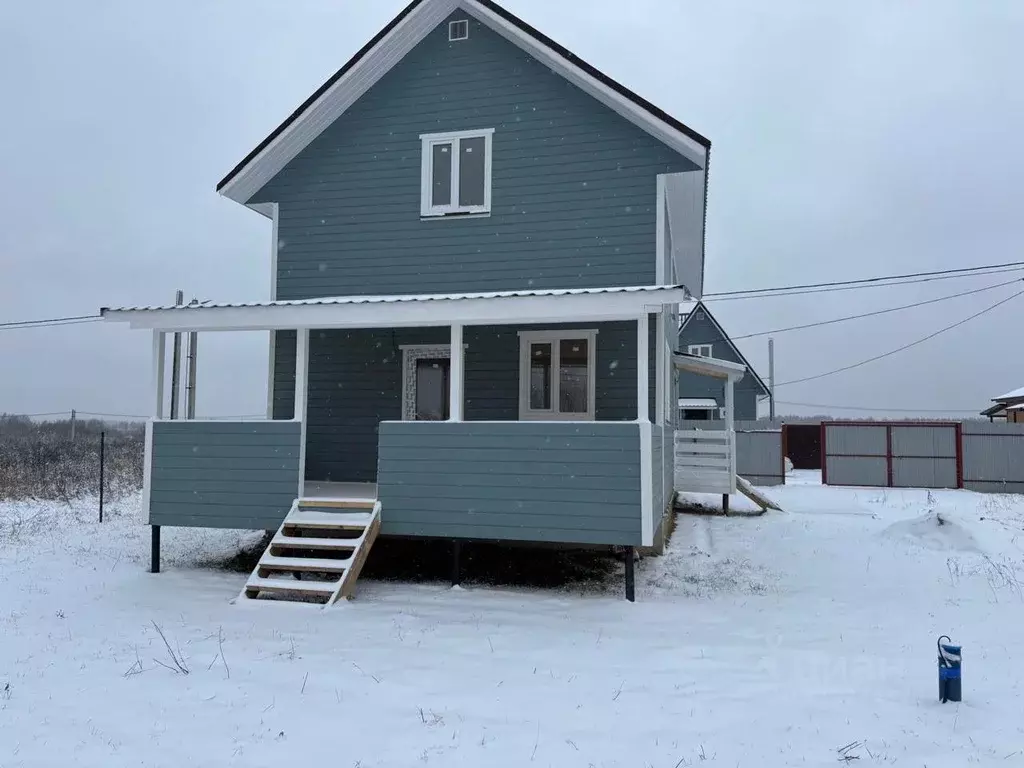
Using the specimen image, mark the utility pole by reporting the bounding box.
[186,317,198,420]
[70,409,76,441]
[768,338,776,420]
[169,290,184,420]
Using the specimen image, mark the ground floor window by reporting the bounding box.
[518,330,597,420]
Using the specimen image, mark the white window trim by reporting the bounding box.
[518,329,598,421]
[688,344,712,358]
[449,19,469,41]
[420,128,494,218]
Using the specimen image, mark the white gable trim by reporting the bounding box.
[220,0,460,205]
[463,0,707,167]
[218,0,707,207]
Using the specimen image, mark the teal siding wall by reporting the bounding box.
[249,13,697,298]
[377,421,642,545]
[273,320,656,482]
[149,421,301,530]
[677,311,763,420]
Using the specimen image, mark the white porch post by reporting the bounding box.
[145,330,166,572]
[449,323,464,422]
[295,329,310,497]
[637,314,654,548]
[725,375,737,492]
[636,314,649,422]
[152,330,167,419]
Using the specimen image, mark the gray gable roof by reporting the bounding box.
[677,301,770,397]
[216,0,710,205]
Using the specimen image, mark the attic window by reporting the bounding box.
[420,129,494,217]
[449,20,469,41]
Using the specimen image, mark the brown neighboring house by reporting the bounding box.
[981,386,1024,422]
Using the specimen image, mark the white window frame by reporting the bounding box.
[449,19,469,41]
[420,128,494,218]
[688,344,713,358]
[518,330,598,421]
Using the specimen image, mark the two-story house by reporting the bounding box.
[102,0,718,602]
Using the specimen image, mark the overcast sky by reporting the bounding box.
[1,0,1022,420]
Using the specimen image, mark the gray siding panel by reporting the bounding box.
[274,321,655,483]
[250,14,696,298]
[149,421,301,530]
[377,421,642,545]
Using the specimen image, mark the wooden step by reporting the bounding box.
[298,498,377,510]
[270,536,361,552]
[245,576,338,595]
[283,510,373,529]
[243,499,382,606]
[259,554,352,572]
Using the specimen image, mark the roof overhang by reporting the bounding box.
[101,285,687,333]
[673,352,747,381]
[216,0,710,210]
[678,398,718,409]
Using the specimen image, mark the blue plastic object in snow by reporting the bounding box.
[938,635,962,703]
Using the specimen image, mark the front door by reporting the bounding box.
[414,358,450,421]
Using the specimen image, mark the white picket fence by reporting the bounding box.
[674,428,737,494]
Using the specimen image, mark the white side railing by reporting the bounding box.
[674,428,737,494]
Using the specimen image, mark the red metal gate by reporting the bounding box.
[821,421,963,489]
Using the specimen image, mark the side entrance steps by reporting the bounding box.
[242,498,381,606]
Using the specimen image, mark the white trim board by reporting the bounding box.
[217,0,708,207]
[400,344,456,420]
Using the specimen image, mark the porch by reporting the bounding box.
[104,285,686,575]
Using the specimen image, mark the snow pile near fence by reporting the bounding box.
[882,507,985,554]
[2,473,1024,766]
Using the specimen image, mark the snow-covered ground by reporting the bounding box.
[2,471,1023,766]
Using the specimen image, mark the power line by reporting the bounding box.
[689,277,1022,345]
[775,288,1024,388]
[703,260,1024,300]
[776,400,980,414]
[0,411,69,418]
[0,314,101,331]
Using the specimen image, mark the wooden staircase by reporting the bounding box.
[242,498,381,605]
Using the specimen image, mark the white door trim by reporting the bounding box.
[400,344,462,421]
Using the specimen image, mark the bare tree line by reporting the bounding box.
[0,415,144,500]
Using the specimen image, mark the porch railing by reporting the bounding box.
[674,427,736,494]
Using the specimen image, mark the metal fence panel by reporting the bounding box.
[736,430,783,486]
[962,427,1024,493]
[892,457,958,488]
[825,455,888,486]
[825,425,887,456]
[891,426,957,458]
